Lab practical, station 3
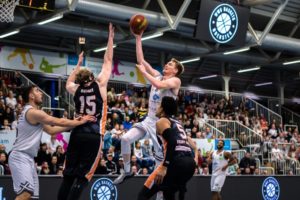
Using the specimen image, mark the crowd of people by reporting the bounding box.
[0,71,299,176]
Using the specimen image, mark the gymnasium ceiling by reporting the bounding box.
[1,0,300,99]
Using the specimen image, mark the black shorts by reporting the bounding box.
[139,156,195,200]
[63,122,101,179]
[161,156,195,192]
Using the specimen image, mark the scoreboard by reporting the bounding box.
[18,0,55,11]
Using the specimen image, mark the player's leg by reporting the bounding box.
[15,191,32,200]
[65,132,101,199]
[57,131,78,200]
[114,126,146,184]
[57,175,76,200]
[9,152,34,200]
[138,168,161,200]
[66,177,88,200]
[32,163,39,199]
[147,123,164,200]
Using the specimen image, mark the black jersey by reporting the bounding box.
[160,117,192,166]
[73,81,103,120]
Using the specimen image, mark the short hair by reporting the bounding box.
[75,68,94,85]
[218,140,225,145]
[171,58,184,77]
[22,86,37,103]
[161,96,177,116]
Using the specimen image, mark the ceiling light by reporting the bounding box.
[255,82,272,87]
[237,66,260,73]
[223,47,250,55]
[283,60,300,65]
[199,74,217,80]
[180,57,201,64]
[38,14,64,25]
[0,30,20,39]
[93,44,117,53]
[141,32,163,41]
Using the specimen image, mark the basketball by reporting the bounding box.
[129,14,148,35]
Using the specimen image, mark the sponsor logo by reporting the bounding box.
[0,187,7,200]
[90,178,117,200]
[262,177,280,200]
[209,4,238,43]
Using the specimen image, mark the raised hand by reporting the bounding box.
[109,22,115,39]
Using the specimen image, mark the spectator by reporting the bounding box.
[122,116,132,131]
[95,159,108,175]
[116,157,124,174]
[130,155,141,172]
[49,156,59,174]
[268,123,278,139]
[134,141,143,161]
[131,165,138,175]
[0,152,10,174]
[35,143,51,166]
[1,119,11,130]
[106,153,117,175]
[53,145,65,166]
[47,134,63,155]
[40,161,50,175]
[239,152,256,174]
[103,128,112,156]
[140,167,148,175]
[4,107,14,124]
[5,90,17,109]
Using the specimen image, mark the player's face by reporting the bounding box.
[217,141,224,150]
[32,87,43,104]
[163,61,178,76]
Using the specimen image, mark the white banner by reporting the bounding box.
[0,130,16,153]
[0,130,71,153]
[0,46,150,85]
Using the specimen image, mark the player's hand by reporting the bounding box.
[76,115,96,124]
[221,166,227,171]
[155,166,167,185]
[136,64,146,74]
[132,29,143,38]
[109,22,115,39]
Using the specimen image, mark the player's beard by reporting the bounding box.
[217,145,223,150]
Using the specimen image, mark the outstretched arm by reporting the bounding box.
[136,64,181,90]
[97,23,114,87]
[135,34,160,77]
[27,109,95,129]
[66,52,83,95]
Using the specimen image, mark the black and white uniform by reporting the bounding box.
[8,105,43,199]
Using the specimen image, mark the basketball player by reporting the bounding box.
[8,86,95,200]
[57,23,114,200]
[138,96,197,200]
[208,140,235,200]
[114,30,184,184]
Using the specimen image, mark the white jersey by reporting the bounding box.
[147,76,177,118]
[11,105,43,158]
[212,150,228,176]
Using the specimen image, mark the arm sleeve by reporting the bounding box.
[162,128,175,167]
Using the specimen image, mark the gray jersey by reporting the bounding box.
[148,76,177,118]
[12,104,43,158]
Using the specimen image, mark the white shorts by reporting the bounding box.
[8,151,39,199]
[133,116,164,161]
[211,174,226,192]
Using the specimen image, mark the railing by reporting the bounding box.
[203,122,225,138]
[250,99,282,125]
[19,72,51,108]
[281,107,300,128]
[231,149,246,162]
[0,68,51,108]
[206,119,262,152]
[259,167,275,175]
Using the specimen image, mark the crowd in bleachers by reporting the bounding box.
[0,71,300,176]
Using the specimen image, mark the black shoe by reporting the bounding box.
[113,172,134,184]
